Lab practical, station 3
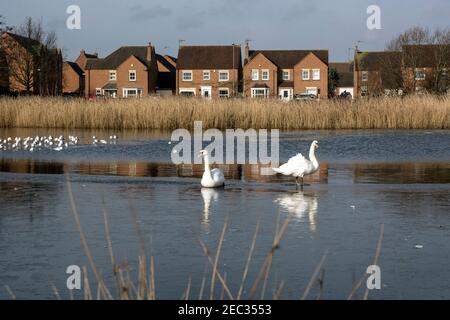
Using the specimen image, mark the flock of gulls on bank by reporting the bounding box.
[0,135,118,152]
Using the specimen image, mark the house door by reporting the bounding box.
[279,89,292,101]
[201,86,212,98]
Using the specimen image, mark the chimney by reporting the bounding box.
[244,39,250,64]
[147,42,153,61]
[80,49,85,55]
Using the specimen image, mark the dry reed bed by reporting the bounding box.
[0,95,448,130]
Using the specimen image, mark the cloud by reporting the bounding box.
[176,17,204,31]
[129,4,172,21]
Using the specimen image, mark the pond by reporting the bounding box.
[0,129,449,299]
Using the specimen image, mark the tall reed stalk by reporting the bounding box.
[0,95,448,130]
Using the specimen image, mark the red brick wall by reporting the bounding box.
[293,53,328,98]
[176,68,239,98]
[62,62,81,94]
[243,53,278,97]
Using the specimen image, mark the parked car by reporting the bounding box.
[293,93,318,101]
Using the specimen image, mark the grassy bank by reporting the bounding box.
[0,95,449,130]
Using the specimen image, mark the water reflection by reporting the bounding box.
[352,163,450,184]
[200,188,219,227]
[0,159,328,183]
[1,158,449,185]
[275,191,318,231]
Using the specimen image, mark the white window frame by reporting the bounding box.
[218,88,230,98]
[312,69,320,81]
[182,70,193,82]
[262,69,270,81]
[282,70,290,81]
[109,70,117,81]
[179,88,196,96]
[415,68,426,81]
[251,88,269,98]
[302,69,310,80]
[362,71,369,82]
[306,87,318,95]
[95,88,102,95]
[128,70,136,82]
[251,69,259,81]
[123,88,143,98]
[203,70,210,81]
[219,70,229,82]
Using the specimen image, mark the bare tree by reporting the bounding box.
[3,17,60,95]
[424,28,450,94]
[386,26,450,94]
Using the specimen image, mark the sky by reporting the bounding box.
[1,0,449,62]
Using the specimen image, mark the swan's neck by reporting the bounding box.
[309,146,318,166]
[203,154,211,173]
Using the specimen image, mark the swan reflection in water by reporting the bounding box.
[200,188,220,226]
[274,191,318,232]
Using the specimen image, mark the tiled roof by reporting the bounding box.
[329,62,353,73]
[156,54,176,72]
[86,46,152,69]
[84,52,98,59]
[279,81,294,88]
[102,82,117,90]
[4,32,41,50]
[330,62,354,87]
[403,44,450,68]
[338,73,354,87]
[251,83,270,88]
[248,50,329,68]
[65,61,84,77]
[177,45,241,69]
[355,51,402,71]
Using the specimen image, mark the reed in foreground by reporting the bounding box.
[0,95,448,130]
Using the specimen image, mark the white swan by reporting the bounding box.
[272,140,319,188]
[198,150,225,188]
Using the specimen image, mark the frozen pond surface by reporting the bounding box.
[0,129,449,299]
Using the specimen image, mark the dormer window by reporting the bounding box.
[129,70,136,81]
[109,70,117,81]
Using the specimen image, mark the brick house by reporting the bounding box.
[329,62,354,98]
[176,45,241,98]
[402,44,450,94]
[0,31,62,95]
[63,49,98,96]
[244,44,328,100]
[354,51,402,97]
[354,45,449,97]
[85,43,159,98]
